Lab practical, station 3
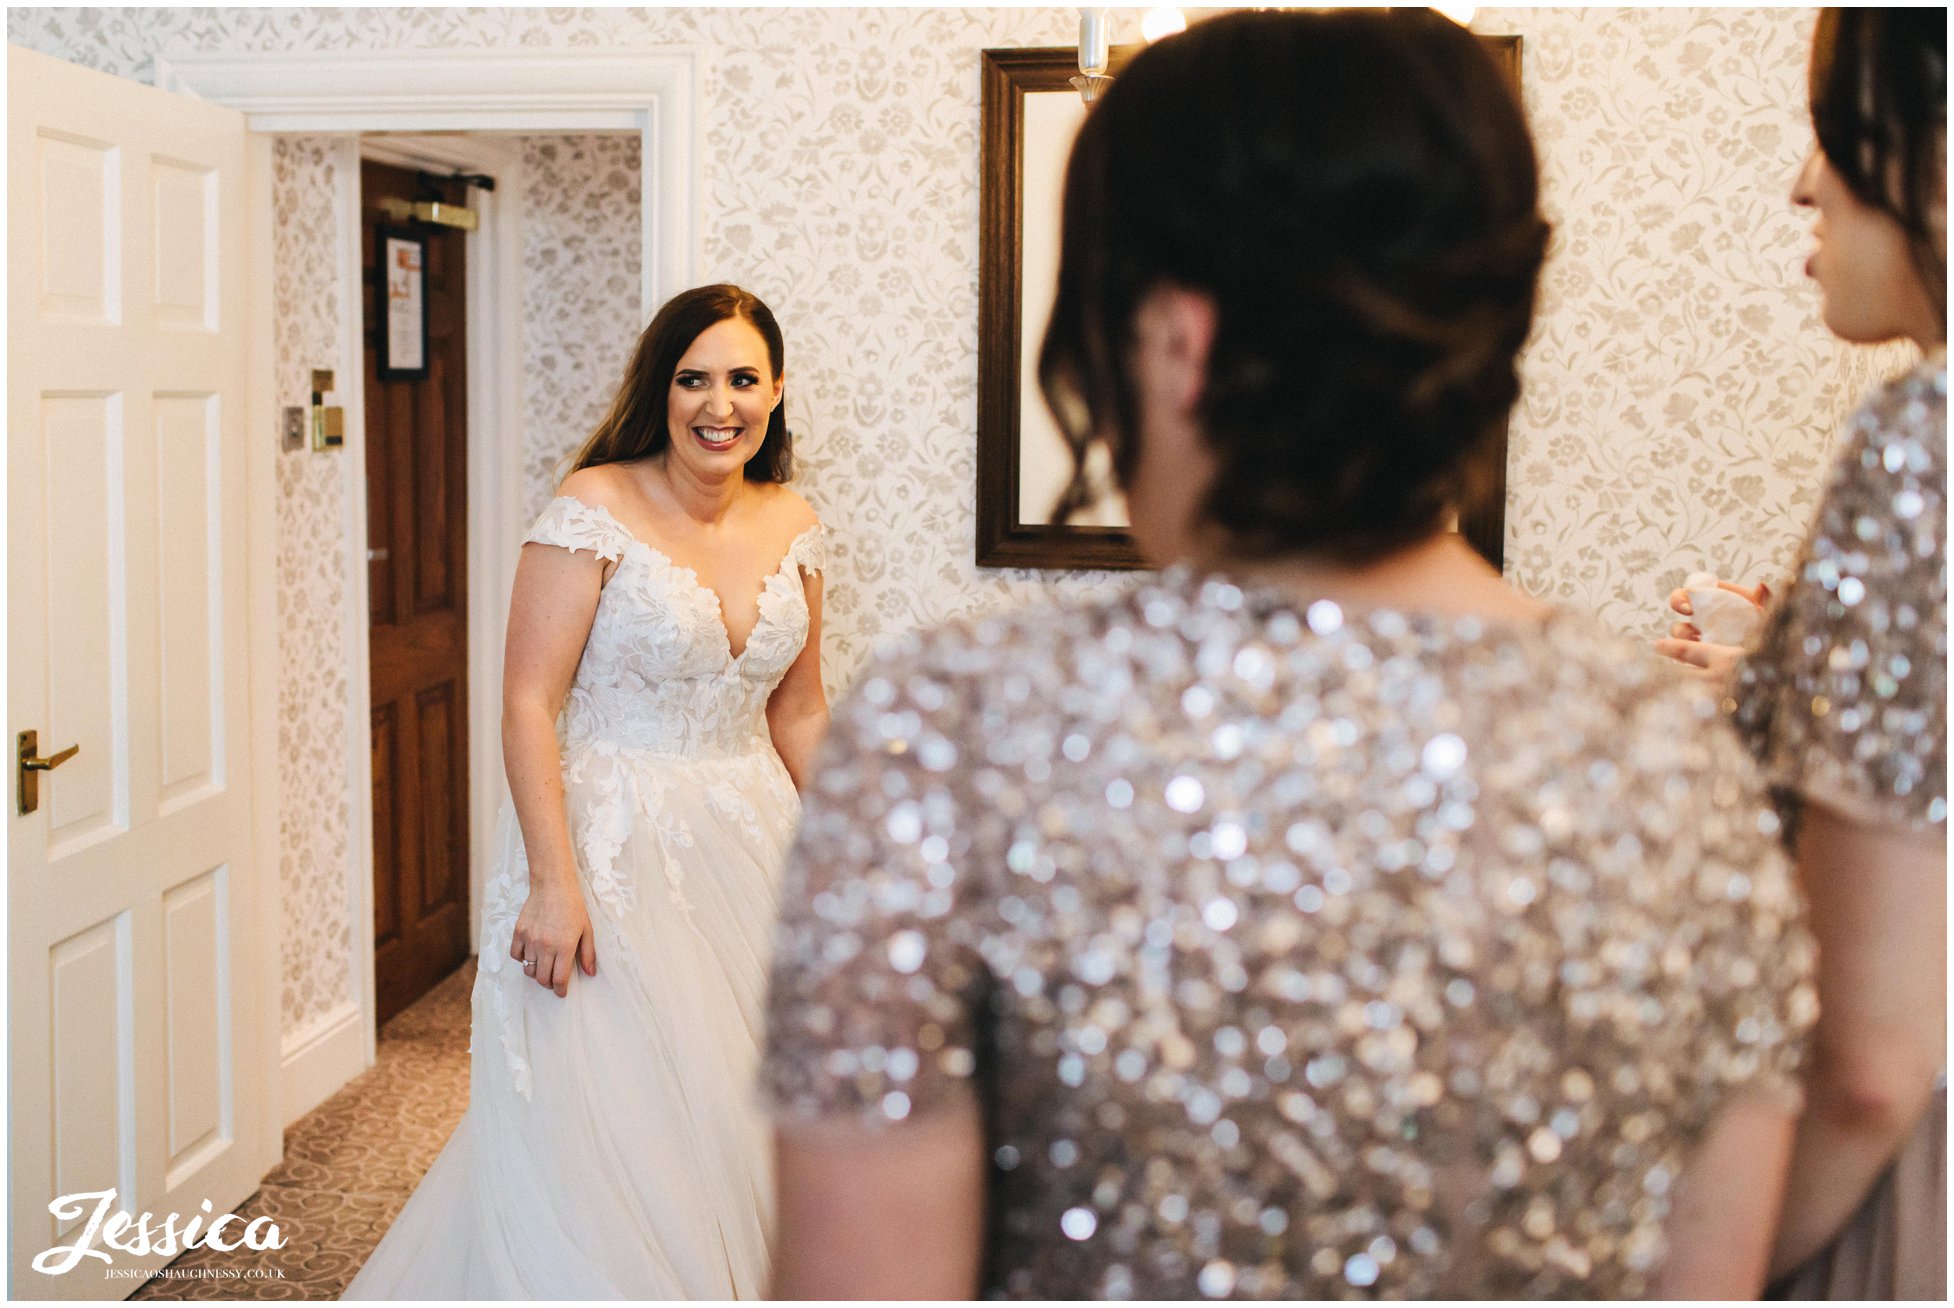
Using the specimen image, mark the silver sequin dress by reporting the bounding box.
[1734,356,1947,1301]
[761,572,1816,1297]
[1734,356,1947,834]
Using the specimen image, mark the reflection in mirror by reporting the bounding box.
[1014,89,1127,530]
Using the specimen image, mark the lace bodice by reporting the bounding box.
[372,500,814,1299]
[525,495,825,759]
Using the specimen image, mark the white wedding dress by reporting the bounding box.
[345,494,823,1300]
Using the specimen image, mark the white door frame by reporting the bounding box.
[155,50,698,318]
[153,49,700,1118]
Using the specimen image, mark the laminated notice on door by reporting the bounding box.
[384,233,426,375]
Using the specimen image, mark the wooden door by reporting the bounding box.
[8,46,276,1297]
[362,160,471,1026]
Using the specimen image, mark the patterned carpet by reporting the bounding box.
[135,961,476,1300]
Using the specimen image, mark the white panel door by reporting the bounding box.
[9,44,275,1299]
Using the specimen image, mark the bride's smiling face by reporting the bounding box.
[665,316,784,476]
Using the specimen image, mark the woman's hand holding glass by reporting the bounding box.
[1655,577,1770,684]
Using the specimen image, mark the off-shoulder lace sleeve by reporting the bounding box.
[783,522,826,577]
[524,495,634,562]
[1734,359,1947,833]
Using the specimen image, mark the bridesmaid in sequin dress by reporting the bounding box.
[759,11,1816,1298]
[1662,10,1945,1297]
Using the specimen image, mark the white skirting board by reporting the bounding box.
[279,1001,367,1125]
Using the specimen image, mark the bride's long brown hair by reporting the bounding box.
[566,284,794,482]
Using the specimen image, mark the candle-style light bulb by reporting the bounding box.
[1078,8,1110,76]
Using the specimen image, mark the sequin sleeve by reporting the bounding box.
[1734,361,1948,833]
[760,631,991,1126]
[1661,695,1820,1113]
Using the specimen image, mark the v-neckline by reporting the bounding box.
[561,494,817,664]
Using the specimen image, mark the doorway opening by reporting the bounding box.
[344,130,645,1036]
[100,38,695,1130]
[361,153,477,1022]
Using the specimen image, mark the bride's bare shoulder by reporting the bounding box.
[757,482,820,533]
[556,463,638,518]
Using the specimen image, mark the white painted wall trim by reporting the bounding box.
[328,135,379,1080]
[279,1000,365,1124]
[242,130,288,1170]
[154,48,699,317]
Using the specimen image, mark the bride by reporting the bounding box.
[346,284,828,1299]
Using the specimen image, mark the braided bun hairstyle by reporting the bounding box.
[1039,8,1549,561]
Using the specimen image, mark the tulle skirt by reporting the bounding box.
[344,742,799,1299]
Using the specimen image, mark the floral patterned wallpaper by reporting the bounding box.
[269,137,356,1038]
[1475,6,1911,626]
[10,6,1907,1048]
[511,133,644,526]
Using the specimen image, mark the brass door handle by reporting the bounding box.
[18,730,79,816]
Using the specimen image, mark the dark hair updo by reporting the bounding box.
[569,283,794,482]
[1039,8,1549,560]
[1809,8,1947,330]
